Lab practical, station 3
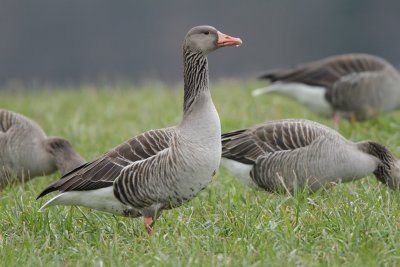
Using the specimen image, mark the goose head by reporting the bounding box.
[359,141,400,189]
[183,25,242,55]
[377,159,400,189]
[42,137,75,156]
[42,137,85,175]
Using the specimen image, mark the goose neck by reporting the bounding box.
[182,50,209,114]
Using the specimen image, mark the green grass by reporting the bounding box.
[1,80,400,266]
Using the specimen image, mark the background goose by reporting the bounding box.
[221,119,400,193]
[252,54,400,126]
[0,109,85,189]
[37,25,242,234]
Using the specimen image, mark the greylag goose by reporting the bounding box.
[0,109,85,189]
[252,54,400,126]
[221,119,400,193]
[37,25,242,234]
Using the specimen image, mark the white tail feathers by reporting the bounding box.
[38,194,66,212]
[251,86,278,97]
[220,158,256,188]
[37,187,136,217]
[251,82,332,116]
[252,82,292,97]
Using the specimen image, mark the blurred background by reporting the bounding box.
[0,0,399,88]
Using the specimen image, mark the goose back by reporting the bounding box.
[222,119,338,164]
[260,54,390,89]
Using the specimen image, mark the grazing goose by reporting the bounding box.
[0,109,85,189]
[37,25,242,234]
[252,54,400,126]
[221,119,400,193]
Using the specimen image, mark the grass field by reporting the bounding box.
[2,80,400,266]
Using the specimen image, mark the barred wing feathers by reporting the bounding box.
[37,128,175,198]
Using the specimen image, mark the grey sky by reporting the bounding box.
[0,0,399,86]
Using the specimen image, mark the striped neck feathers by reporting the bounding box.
[358,141,400,188]
[183,49,209,114]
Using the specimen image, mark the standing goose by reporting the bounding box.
[0,109,85,189]
[221,119,400,193]
[37,25,242,234]
[252,54,400,126]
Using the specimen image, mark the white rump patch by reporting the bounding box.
[38,187,135,216]
[253,82,333,116]
[220,158,257,188]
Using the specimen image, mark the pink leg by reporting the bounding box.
[144,216,154,235]
[332,113,341,130]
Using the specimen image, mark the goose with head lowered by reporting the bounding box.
[37,25,242,234]
[221,119,400,193]
[0,109,85,190]
[252,54,400,127]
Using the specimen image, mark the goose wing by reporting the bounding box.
[250,135,339,192]
[222,119,337,165]
[325,68,395,113]
[37,127,175,198]
[259,54,389,89]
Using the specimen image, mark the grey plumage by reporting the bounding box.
[37,25,242,233]
[255,54,400,120]
[0,109,85,188]
[221,119,400,193]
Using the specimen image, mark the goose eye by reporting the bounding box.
[204,31,210,35]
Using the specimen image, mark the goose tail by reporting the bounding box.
[251,85,279,97]
[38,193,67,212]
[251,82,285,97]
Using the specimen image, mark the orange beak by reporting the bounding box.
[217,31,242,48]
